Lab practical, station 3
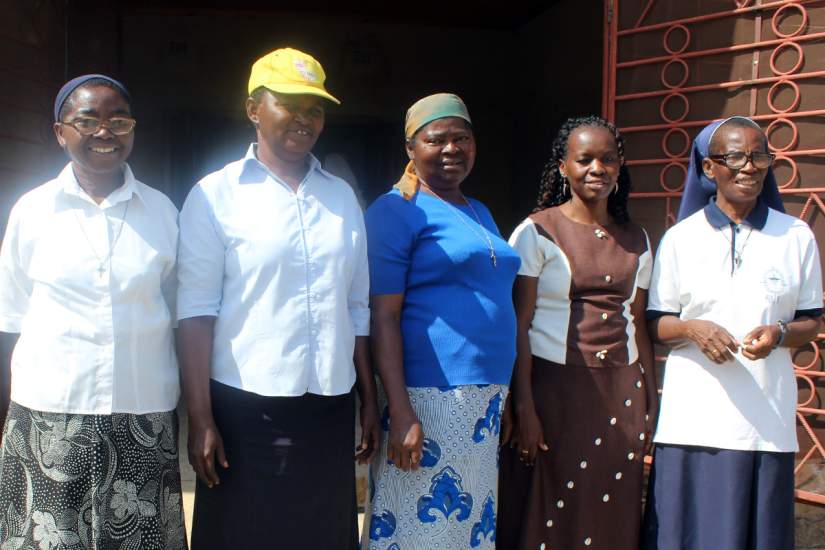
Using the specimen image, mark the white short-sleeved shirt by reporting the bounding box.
[648,200,823,452]
[177,145,369,397]
[509,208,652,368]
[0,163,180,414]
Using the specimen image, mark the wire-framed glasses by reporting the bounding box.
[62,116,137,136]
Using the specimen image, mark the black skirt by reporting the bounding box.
[190,380,358,550]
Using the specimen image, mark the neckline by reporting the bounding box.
[555,206,614,228]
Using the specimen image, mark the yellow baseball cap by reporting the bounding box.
[248,47,340,105]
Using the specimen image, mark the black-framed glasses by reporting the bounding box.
[708,151,775,170]
[61,116,137,136]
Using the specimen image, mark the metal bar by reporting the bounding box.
[796,490,825,506]
[616,69,825,102]
[620,109,825,133]
[602,0,612,118]
[616,30,825,69]
[617,0,825,37]
[635,0,655,28]
[626,148,825,166]
[630,188,825,198]
[609,0,619,122]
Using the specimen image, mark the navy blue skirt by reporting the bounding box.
[641,444,794,550]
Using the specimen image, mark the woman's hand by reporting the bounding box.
[683,319,740,363]
[188,413,228,488]
[500,394,515,447]
[741,324,781,360]
[386,409,424,472]
[355,398,380,464]
[643,397,658,456]
[514,402,549,466]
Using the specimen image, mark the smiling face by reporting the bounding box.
[702,124,769,208]
[53,85,134,176]
[406,117,475,192]
[247,89,325,164]
[559,125,621,204]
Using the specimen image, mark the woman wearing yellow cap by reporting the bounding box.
[176,48,378,548]
[361,93,520,549]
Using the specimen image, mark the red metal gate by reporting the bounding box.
[602,0,825,506]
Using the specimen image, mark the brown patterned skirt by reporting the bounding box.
[497,357,648,550]
[0,401,186,550]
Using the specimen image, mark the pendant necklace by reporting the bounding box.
[718,223,753,275]
[421,183,498,267]
[73,199,131,278]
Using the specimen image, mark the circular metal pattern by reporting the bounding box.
[766,79,801,114]
[796,372,817,408]
[766,117,799,152]
[769,41,804,76]
[659,92,690,123]
[663,24,691,55]
[772,2,808,39]
[661,58,690,89]
[662,127,691,158]
[772,155,799,189]
[792,340,821,371]
[659,162,687,193]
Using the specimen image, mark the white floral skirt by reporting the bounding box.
[362,384,507,550]
[0,402,186,550]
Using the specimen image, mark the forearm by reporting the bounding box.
[649,314,688,345]
[511,332,536,412]
[780,315,822,349]
[0,332,18,430]
[370,316,414,416]
[177,316,216,420]
[353,335,377,402]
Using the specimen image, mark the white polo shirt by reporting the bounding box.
[648,200,822,452]
[177,145,369,397]
[0,163,180,415]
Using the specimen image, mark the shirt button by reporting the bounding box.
[605,275,613,283]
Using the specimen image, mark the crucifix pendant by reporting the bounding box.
[734,254,742,269]
[97,263,106,277]
[490,250,497,267]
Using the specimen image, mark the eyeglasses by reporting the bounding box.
[708,151,775,170]
[61,116,137,136]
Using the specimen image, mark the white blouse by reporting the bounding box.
[649,204,822,452]
[0,163,180,415]
[176,145,370,397]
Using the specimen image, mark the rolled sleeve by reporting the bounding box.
[177,184,225,320]
[508,219,544,278]
[0,203,31,333]
[796,229,823,311]
[349,212,370,336]
[648,231,681,315]
[365,195,415,296]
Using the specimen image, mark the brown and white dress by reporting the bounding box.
[497,207,652,550]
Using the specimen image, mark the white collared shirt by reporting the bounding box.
[648,203,823,452]
[177,145,369,397]
[0,163,180,415]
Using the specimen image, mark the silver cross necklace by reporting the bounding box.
[73,199,131,277]
[421,182,498,267]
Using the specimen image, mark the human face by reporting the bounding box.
[247,90,325,163]
[702,125,769,207]
[559,126,621,204]
[53,85,134,175]
[406,117,475,191]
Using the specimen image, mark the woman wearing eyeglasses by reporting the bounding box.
[641,116,822,550]
[0,75,185,549]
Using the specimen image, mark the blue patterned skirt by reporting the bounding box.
[362,383,507,550]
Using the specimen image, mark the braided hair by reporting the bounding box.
[535,115,632,225]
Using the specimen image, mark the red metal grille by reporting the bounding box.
[603,0,825,505]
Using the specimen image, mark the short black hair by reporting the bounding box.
[58,77,131,121]
[249,86,269,103]
[708,118,768,155]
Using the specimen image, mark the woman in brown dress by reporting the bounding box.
[497,116,658,549]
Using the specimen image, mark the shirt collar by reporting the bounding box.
[59,162,145,208]
[703,196,769,230]
[238,143,321,185]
